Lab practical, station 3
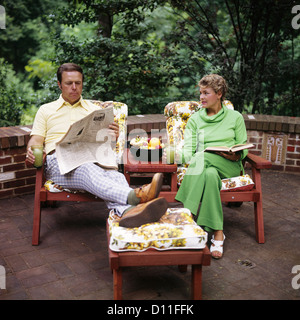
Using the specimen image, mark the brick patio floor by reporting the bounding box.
[0,169,299,301]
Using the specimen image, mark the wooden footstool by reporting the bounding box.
[107,226,211,300]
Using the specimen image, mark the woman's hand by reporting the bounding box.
[215,151,241,162]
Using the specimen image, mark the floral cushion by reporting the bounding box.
[44,180,65,192]
[176,165,189,186]
[164,101,201,150]
[88,100,127,163]
[165,100,233,150]
[164,100,254,191]
[108,207,208,252]
[221,174,254,192]
[164,101,201,118]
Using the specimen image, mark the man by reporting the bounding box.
[26,63,167,228]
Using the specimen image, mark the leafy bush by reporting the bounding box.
[0,60,24,126]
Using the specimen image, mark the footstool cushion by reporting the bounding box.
[108,207,208,252]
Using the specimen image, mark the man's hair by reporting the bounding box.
[198,74,228,101]
[57,63,84,83]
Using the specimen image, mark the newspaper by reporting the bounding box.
[55,107,118,175]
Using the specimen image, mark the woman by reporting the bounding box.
[175,74,248,259]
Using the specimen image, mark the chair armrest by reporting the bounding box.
[245,153,272,170]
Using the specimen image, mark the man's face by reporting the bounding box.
[58,71,83,105]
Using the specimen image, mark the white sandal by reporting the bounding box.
[210,234,225,259]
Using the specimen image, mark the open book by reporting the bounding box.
[55,107,118,175]
[204,143,254,153]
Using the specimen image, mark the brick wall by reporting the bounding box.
[0,126,35,199]
[244,114,300,173]
[0,114,299,199]
[247,130,300,172]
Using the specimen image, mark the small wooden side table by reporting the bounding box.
[123,148,178,202]
[107,226,211,300]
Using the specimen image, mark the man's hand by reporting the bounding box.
[26,135,45,165]
[215,151,241,162]
[26,147,36,165]
[108,122,120,141]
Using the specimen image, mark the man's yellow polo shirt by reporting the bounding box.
[31,95,100,154]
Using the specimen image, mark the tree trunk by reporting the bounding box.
[98,12,112,38]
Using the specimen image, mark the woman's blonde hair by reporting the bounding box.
[198,74,228,101]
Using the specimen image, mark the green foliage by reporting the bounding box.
[0,0,299,127]
[0,59,57,126]
[51,0,197,114]
[0,0,67,72]
[168,0,300,116]
[0,59,28,126]
[25,59,57,81]
[0,0,68,125]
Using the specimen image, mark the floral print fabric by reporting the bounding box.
[221,174,254,191]
[108,207,208,252]
[89,100,127,164]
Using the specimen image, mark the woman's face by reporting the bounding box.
[199,86,222,109]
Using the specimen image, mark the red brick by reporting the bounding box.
[25,162,35,169]
[0,156,12,165]
[287,146,295,152]
[26,176,36,185]
[249,150,261,156]
[269,164,284,171]
[2,147,27,156]
[285,166,300,173]
[14,154,26,163]
[15,169,36,179]
[9,136,18,148]
[14,185,35,195]
[286,159,296,165]
[0,189,14,199]
[0,137,10,148]
[3,163,25,172]
[249,137,259,143]
[288,139,296,145]
[286,152,300,160]
[3,179,26,189]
